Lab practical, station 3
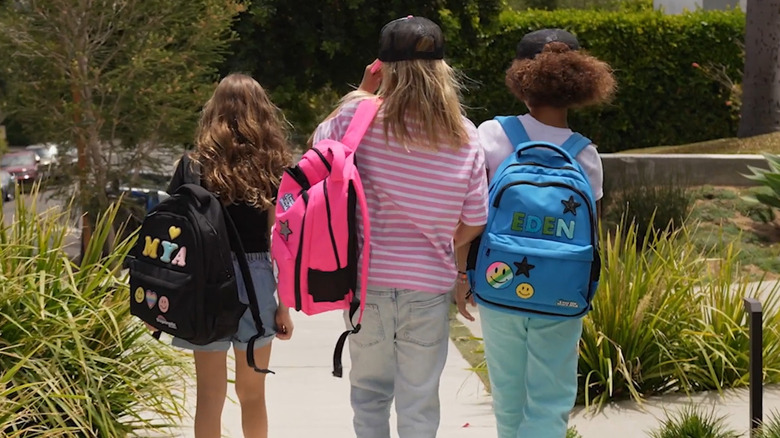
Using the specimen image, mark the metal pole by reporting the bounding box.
[743,297,763,436]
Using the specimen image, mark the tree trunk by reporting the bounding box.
[738,0,780,138]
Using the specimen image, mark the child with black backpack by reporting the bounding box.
[166,74,294,438]
[457,29,616,438]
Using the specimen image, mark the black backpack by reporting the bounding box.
[128,157,271,373]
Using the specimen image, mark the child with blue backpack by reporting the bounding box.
[456,29,616,438]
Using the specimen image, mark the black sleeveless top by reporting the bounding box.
[166,156,272,253]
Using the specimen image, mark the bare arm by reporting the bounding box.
[454,222,484,250]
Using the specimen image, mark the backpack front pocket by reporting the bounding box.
[129,261,196,339]
[474,233,594,319]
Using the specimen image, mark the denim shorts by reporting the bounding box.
[172,252,278,352]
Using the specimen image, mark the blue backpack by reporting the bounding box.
[468,116,600,319]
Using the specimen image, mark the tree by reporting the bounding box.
[0,0,244,251]
[223,0,501,138]
[738,0,780,138]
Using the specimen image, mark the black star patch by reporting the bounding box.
[561,196,581,216]
[278,220,293,241]
[514,257,535,278]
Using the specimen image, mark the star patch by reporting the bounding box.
[561,196,581,216]
[279,220,293,241]
[514,257,535,278]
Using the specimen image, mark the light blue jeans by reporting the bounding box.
[480,305,583,438]
[345,288,450,438]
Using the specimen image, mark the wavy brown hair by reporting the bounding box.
[378,36,469,150]
[191,74,292,209]
[505,42,616,109]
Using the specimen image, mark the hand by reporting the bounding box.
[455,280,476,322]
[358,59,382,94]
[275,304,294,340]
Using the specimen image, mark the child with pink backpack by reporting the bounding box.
[308,16,488,438]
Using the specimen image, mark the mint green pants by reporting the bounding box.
[479,305,582,438]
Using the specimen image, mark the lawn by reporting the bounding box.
[686,185,780,277]
[621,131,780,154]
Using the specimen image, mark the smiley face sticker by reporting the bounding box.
[158,296,170,313]
[486,262,514,289]
[516,283,535,299]
[134,287,145,304]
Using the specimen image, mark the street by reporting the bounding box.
[1,188,81,258]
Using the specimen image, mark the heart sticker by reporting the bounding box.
[145,290,158,309]
[169,226,181,240]
[134,287,145,303]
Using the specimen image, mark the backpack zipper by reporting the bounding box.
[474,291,589,318]
[322,180,342,267]
[312,148,332,172]
[294,190,309,311]
[489,162,579,191]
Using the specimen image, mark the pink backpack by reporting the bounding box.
[271,99,378,377]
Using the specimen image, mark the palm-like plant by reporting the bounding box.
[0,190,191,436]
[742,153,780,208]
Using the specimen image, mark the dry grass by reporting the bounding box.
[621,131,780,155]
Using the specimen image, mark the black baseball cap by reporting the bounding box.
[516,28,580,60]
[378,16,445,62]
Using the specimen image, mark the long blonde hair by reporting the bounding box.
[192,73,292,209]
[378,56,468,150]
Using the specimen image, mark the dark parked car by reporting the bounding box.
[108,171,171,239]
[1,169,14,202]
[0,150,41,183]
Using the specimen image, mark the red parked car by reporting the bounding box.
[0,150,41,183]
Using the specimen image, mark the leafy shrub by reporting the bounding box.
[603,179,694,245]
[580,218,780,408]
[757,412,780,438]
[648,406,739,438]
[0,192,191,436]
[459,8,745,151]
[743,154,780,210]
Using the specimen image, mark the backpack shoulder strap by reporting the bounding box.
[340,99,380,150]
[495,116,531,148]
[560,133,593,159]
[221,204,274,375]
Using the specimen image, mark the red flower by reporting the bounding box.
[692,62,701,68]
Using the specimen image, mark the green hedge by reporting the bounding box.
[459,9,745,152]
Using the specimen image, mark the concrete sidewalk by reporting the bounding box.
[174,310,497,437]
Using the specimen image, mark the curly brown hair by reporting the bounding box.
[505,42,616,109]
[191,74,293,210]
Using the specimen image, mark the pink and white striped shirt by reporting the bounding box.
[313,99,488,294]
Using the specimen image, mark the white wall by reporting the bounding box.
[653,0,747,14]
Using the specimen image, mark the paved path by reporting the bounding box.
[170,310,497,437]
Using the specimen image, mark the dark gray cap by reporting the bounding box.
[516,28,580,60]
[378,16,445,62]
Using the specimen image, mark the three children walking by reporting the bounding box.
[159,15,615,438]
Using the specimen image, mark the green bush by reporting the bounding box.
[742,153,780,209]
[459,8,745,151]
[648,406,739,438]
[757,412,780,438]
[0,192,191,436]
[580,218,780,408]
[604,179,694,244]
